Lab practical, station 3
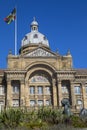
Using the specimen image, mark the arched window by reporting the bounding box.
[33,34,38,38]
[30,74,49,83]
[43,36,47,40]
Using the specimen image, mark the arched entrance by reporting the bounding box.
[29,70,52,107]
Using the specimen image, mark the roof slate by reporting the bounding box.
[75,69,87,75]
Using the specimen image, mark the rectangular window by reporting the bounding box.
[30,100,35,106]
[38,100,43,106]
[46,86,50,94]
[74,86,81,94]
[12,99,19,107]
[0,86,5,95]
[38,86,43,94]
[0,101,4,105]
[46,100,51,106]
[30,86,35,94]
[62,86,68,93]
[13,85,19,93]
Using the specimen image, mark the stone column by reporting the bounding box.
[20,80,25,107]
[43,86,46,106]
[34,85,38,108]
[52,78,57,107]
[6,80,12,107]
[25,80,29,107]
[57,80,62,107]
[70,81,76,108]
[82,82,87,108]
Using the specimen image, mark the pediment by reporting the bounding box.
[24,48,55,57]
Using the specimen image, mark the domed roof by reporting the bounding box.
[31,18,38,26]
[21,19,49,47]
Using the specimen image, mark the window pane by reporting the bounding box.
[12,99,19,107]
[38,86,43,94]
[30,100,35,106]
[30,86,35,94]
[46,100,51,106]
[46,86,50,94]
[38,100,43,106]
[77,99,83,109]
[0,101,4,105]
[0,86,5,95]
[62,85,68,93]
[13,85,19,93]
[74,86,81,94]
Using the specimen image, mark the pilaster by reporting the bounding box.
[52,78,57,107]
[6,80,12,107]
[43,85,46,106]
[25,80,29,106]
[20,80,25,106]
[70,81,75,108]
[81,82,87,108]
[57,79,62,107]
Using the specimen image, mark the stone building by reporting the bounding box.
[0,19,87,112]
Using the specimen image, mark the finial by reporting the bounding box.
[33,17,36,21]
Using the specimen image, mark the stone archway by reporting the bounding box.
[29,70,52,107]
[24,63,56,108]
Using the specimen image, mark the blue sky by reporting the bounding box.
[0,0,87,69]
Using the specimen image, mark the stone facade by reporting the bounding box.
[0,19,87,112]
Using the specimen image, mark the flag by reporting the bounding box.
[4,8,16,24]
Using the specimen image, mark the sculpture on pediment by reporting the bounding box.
[25,48,54,57]
[30,74,49,83]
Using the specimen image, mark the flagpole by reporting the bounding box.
[15,7,17,55]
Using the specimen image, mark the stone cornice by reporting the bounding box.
[5,70,26,74]
[56,70,76,74]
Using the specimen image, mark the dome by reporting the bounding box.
[21,19,49,47]
[31,20,38,26]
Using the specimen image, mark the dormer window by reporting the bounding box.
[34,34,38,38]
[43,36,47,40]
